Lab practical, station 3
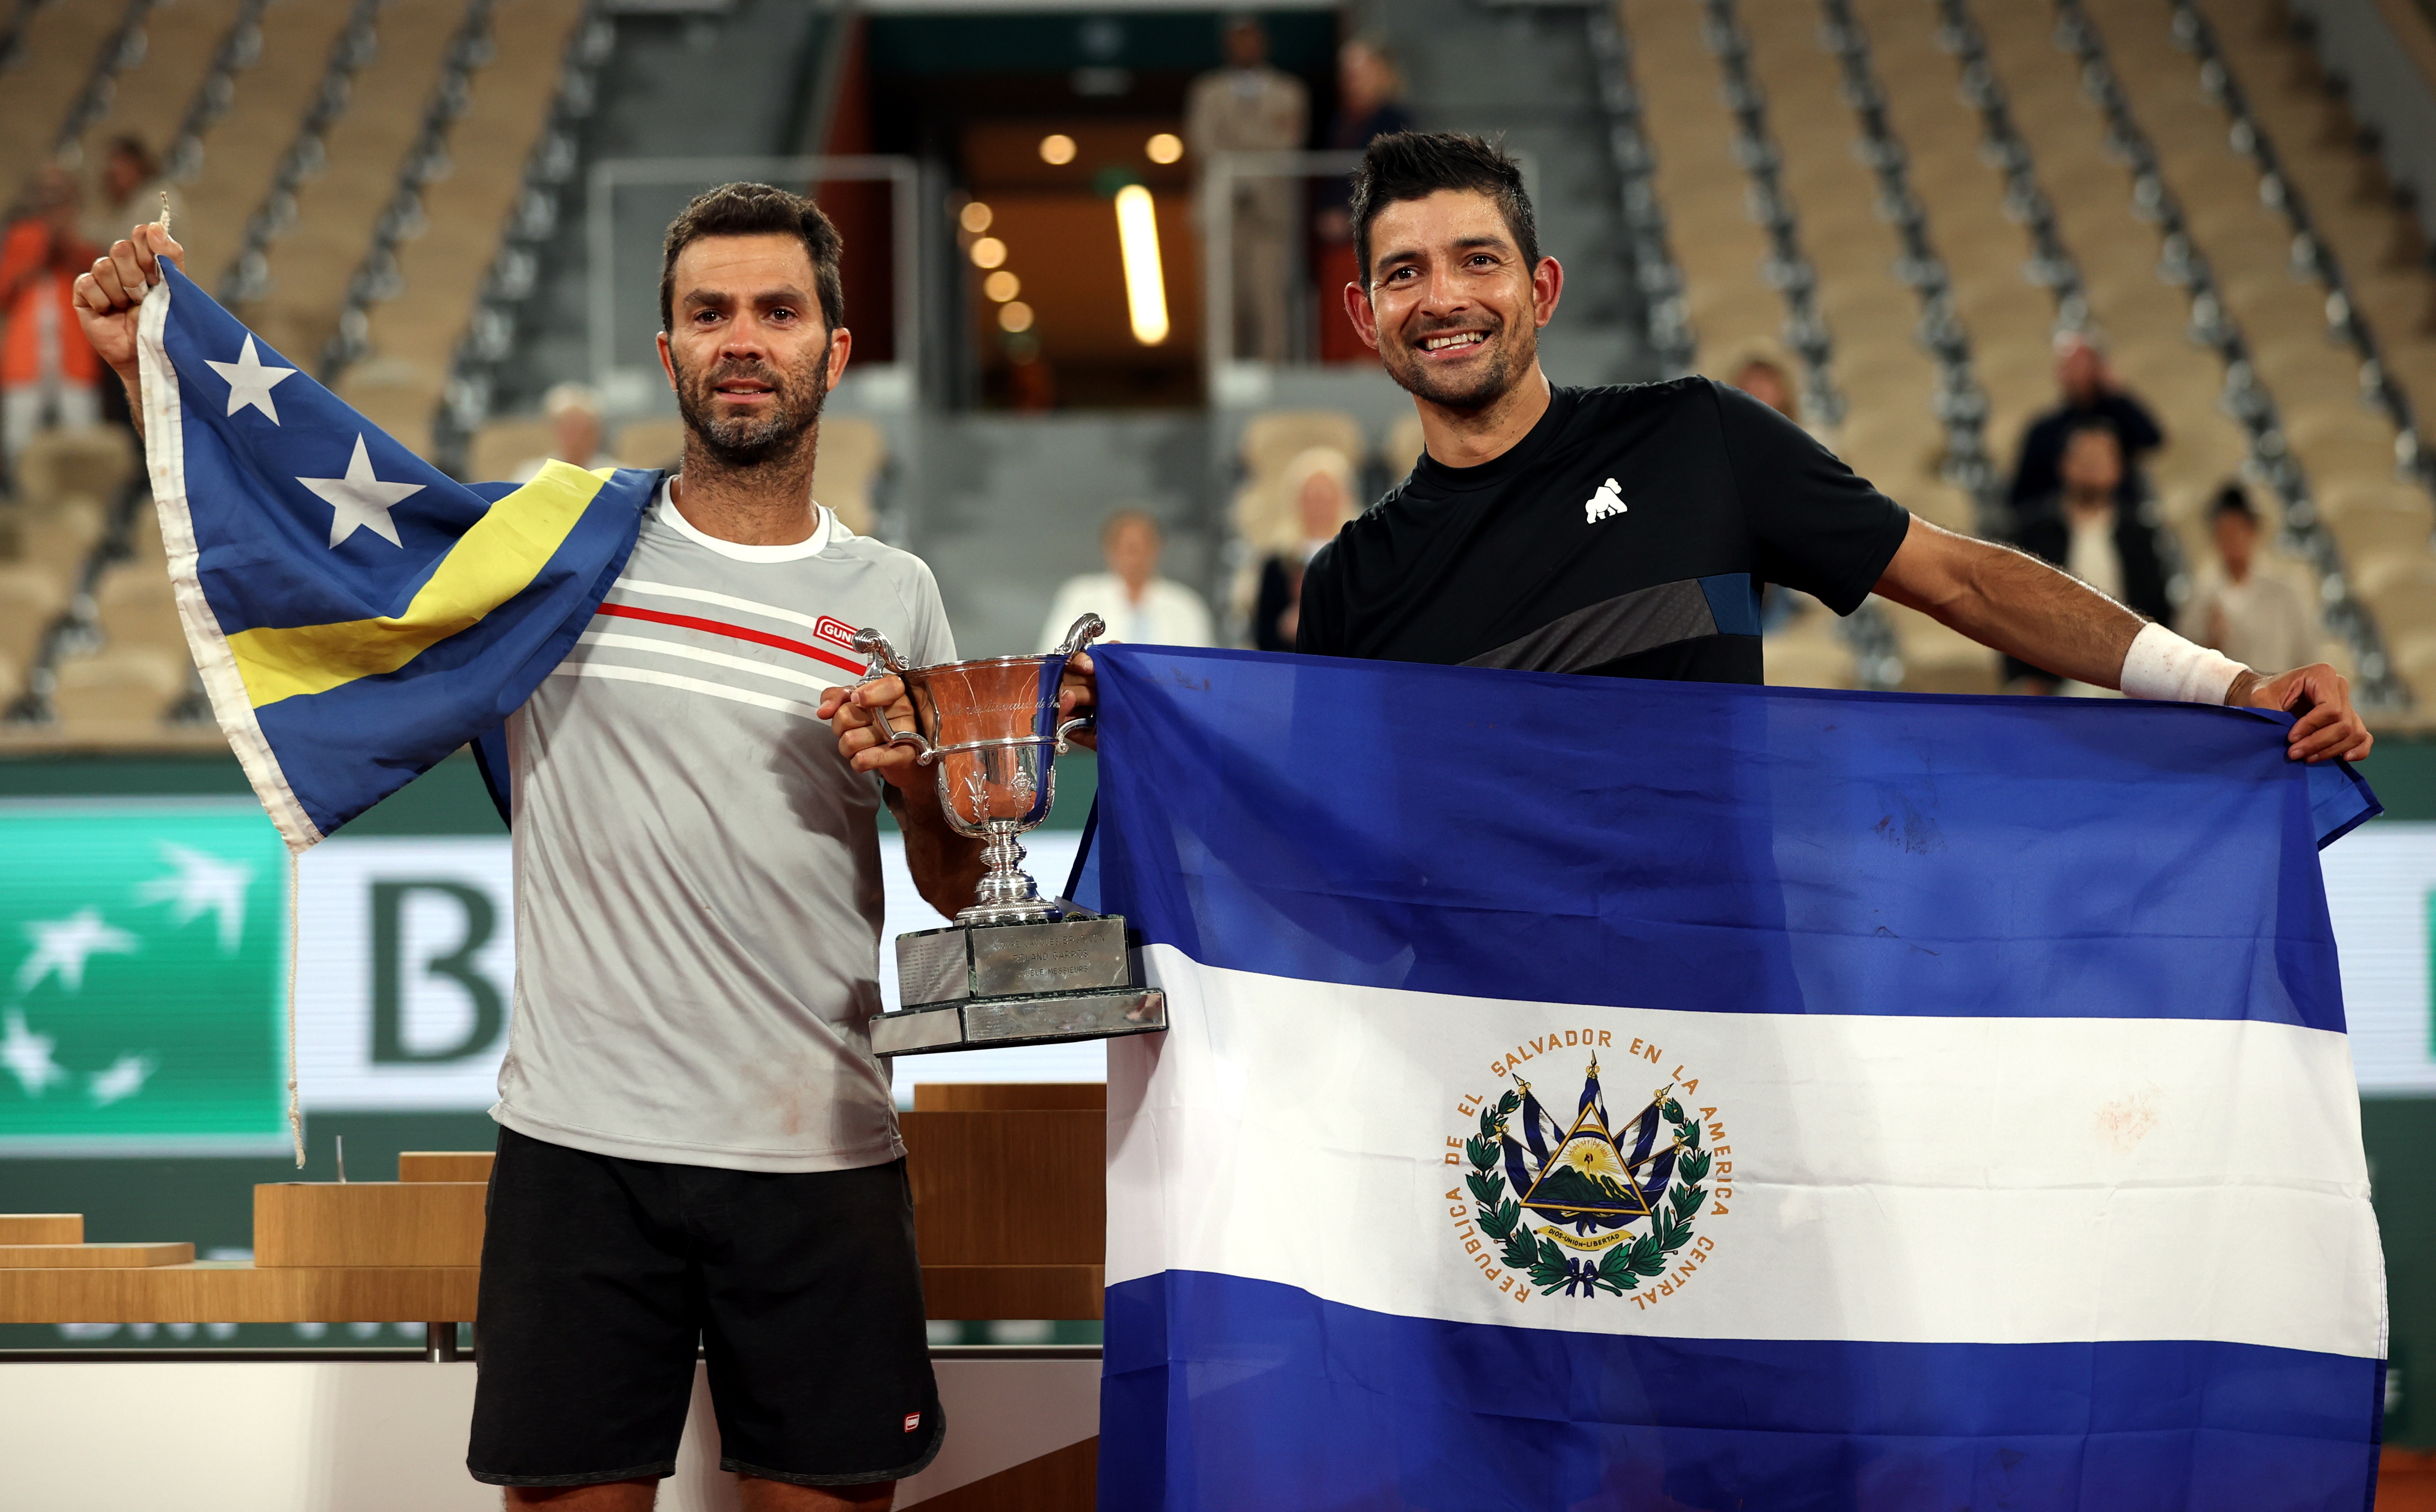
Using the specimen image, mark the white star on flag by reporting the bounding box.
[15,907,140,995]
[203,334,298,424]
[89,1054,158,1107]
[136,842,253,954]
[299,434,423,549]
[1,1009,68,1097]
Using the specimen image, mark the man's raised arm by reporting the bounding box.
[70,220,184,440]
[1873,514,2372,764]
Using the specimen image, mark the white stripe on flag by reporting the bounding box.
[1110,946,2383,1359]
[572,631,835,691]
[548,662,825,722]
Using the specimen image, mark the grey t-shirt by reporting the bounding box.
[493,481,954,1172]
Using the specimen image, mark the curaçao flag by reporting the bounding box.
[1073,644,2386,1512]
[137,260,652,852]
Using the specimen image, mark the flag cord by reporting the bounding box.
[287,848,302,1168]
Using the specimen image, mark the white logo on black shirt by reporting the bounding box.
[1585,478,1628,523]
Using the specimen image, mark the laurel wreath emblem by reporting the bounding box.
[1464,1088,1710,1297]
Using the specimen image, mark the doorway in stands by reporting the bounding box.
[857,8,1336,410]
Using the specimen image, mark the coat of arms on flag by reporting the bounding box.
[1454,1052,1719,1305]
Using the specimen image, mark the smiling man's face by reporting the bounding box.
[657,232,849,467]
[1349,189,1558,413]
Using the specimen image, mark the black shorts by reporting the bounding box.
[467,1126,943,1489]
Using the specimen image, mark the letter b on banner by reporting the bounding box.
[371,880,504,1063]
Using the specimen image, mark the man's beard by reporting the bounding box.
[674,336,831,468]
[1379,316,1527,412]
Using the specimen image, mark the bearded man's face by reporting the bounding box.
[659,233,839,466]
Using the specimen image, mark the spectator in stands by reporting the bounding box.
[2007,332,2162,519]
[1315,37,1413,364]
[1725,344,1800,426]
[1041,509,1214,650]
[1,167,102,472]
[512,382,617,481]
[81,136,178,253]
[2180,482,2320,678]
[1188,14,1309,365]
[1254,447,1359,651]
[2005,419,2172,693]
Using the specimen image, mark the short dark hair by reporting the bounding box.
[2210,481,2258,522]
[2061,414,2121,451]
[1349,132,1539,289]
[658,182,844,335]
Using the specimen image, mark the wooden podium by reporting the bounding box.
[0,1083,1106,1336]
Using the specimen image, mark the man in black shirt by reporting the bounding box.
[2005,333,2165,519]
[844,133,2369,777]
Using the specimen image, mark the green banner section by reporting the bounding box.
[0,803,290,1153]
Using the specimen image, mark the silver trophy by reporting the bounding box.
[852,613,1167,1056]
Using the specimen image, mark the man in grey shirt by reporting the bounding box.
[465,184,981,1508]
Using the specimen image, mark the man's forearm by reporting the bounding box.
[1877,524,2144,687]
[888,786,987,919]
[114,365,144,440]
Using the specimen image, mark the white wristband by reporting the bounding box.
[2119,621,2246,704]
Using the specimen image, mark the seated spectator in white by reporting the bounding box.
[1040,509,1213,651]
[512,382,617,481]
[2004,419,2172,694]
[2179,482,2318,678]
[1254,447,1358,652]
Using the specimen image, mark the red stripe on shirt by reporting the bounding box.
[594,602,866,676]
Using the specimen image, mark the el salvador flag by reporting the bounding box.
[1072,644,2386,1512]
[136,260,652,850]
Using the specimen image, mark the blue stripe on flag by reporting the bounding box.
[1100,1270,2381,1512]
[1081,646,2371,1031]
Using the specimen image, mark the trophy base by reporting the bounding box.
[870,986,1167,1056]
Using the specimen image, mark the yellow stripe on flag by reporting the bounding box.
[228,461,609,709]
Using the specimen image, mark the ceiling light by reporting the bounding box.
[970,237,1006,269]
[998,301,1035,334]
[983,270,1020,303]
[1145,133,1183,165]
[958,201,993,234]
[1113,184,1168,346]
[1039,134,1078,166]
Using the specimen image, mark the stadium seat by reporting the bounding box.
[174,0,363,288]
[48,646,188,735]
[1381,414,1425,479]
[613,418,686,473]
[245,0,469,365]
[468,418,560,485]
[1237,411,1363,488]
[812,417,886,539]
[62,0,249,176]
[0,0,126,201]
[1760,596,1857,690]
[0,562,69,679]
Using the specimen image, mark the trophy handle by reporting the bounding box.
[1053,613,1106,658]
[1054,714,1095,753]
[849,626,937,764]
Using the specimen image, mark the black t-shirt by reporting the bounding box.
[1295,378,1912,682]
